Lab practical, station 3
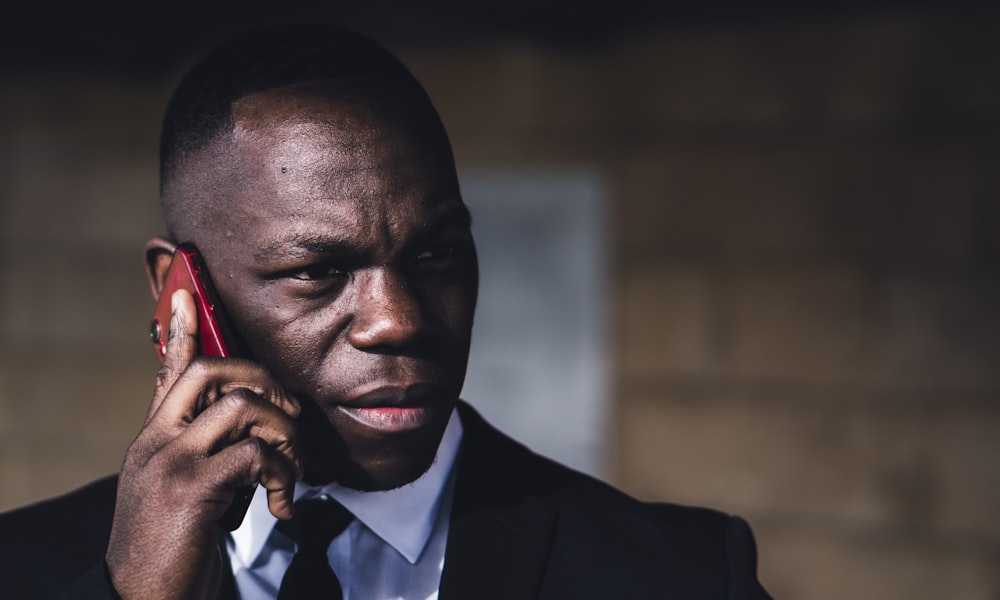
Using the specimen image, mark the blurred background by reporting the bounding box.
[2,2,999,598]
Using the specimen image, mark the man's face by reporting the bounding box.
[167,80,478,490]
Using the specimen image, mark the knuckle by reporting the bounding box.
[125,436,151,461]
[224,357,266,380]
[221,388,258,413]
[183,357,212,380]
[257,460,293,489]
[143,448,176,476]
[154,364,175,388]
[242,363,280,393]
[125,429,166,466]
[239,436,267,461]
[242,358,271,377]
[272,432,296,454]
[271,385,293,407]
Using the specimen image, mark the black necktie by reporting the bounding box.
[275,498,355,600]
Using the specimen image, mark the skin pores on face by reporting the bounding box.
[165,78,478,491]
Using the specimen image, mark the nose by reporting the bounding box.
[347,269,425,350]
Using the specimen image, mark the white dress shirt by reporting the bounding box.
[227,409,463,600]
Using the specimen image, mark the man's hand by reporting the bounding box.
[106,289,302,600]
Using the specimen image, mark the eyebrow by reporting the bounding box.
[253,235,355,263]
[252,200,473,263]
[422,201,473,232]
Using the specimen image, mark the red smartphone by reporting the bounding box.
[150,243,235,362]
[149,243,255,531]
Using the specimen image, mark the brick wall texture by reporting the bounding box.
[1,6,998,599]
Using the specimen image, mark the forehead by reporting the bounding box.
[184,79,460,244]
[231,80,412,156]
[230,78,447,187]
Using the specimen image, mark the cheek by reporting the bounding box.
[441,277,478,336]
[425,283,477,357]
[223,275,476,395]
[229,288,349,386]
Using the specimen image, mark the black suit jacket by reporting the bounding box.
[0,402,771,599]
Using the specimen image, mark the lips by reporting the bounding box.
[336,383,445,434]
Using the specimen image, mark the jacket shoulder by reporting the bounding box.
[454,402,771,599]
[0,475,118,599]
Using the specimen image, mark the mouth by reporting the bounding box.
[336,383,446,434]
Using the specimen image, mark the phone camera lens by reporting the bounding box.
[150,319,161,344]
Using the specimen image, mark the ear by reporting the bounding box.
[144,237,177,301]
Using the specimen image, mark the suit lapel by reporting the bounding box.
[438,403,557,600]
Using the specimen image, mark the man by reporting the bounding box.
[0,22,772,599]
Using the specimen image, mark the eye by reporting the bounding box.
[288,263,347,281]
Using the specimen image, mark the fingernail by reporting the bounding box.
[168,291,184,341]
[168,305,180,341]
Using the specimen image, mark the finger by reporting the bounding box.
[151,358,300,431]
[147,289,199,423]
[170,387,303,477]
[266,483,297,522]
[204,437,299,521]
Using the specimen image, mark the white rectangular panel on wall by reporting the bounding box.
[458,168,609,479]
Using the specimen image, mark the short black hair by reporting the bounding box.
[159,21,443,194]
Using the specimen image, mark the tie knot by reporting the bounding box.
[277,498,354,553]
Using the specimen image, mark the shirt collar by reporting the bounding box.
[230,407,463,567]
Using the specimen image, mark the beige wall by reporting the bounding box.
[1,6,998,599]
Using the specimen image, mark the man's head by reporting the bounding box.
[145,23,478,491]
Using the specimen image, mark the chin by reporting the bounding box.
[298,394,454,491]
[303,433,442,491]
[353,452,439,491]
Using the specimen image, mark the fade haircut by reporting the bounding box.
[159,21,453,236]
